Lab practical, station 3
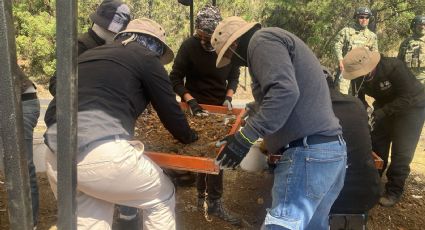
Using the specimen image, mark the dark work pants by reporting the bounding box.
[372,106,425,197]
[197,170,223,201]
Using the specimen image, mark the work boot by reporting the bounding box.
[379,193,400,207]
[207,199,241,226]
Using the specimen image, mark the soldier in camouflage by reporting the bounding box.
[334,7,379,94]
[398,15,425,87]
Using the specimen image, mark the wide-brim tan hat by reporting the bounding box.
[342,47,381,80]
[115,18,174,65]
[211,16,260,68]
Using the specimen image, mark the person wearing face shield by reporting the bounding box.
[334,7,378,95]
[48,0,131,96]
[169,5,240,116]
[169,5,241,226]
[398,15,425,87]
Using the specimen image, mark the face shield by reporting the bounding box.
[194,5,222,52]
[195,30,215,52]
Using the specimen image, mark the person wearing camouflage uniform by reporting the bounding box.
[398,15,425,87]
[169,5,241,226]
[334,7,378,95]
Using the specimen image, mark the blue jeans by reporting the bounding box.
[22,98,40,225]
[264,137,347,230]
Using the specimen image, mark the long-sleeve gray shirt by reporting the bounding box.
[242,28,342,154]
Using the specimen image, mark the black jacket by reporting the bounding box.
[44,41,194,151]
[48,29,105,96]
[329,89,380,213]
[17,67,35,94]
[355,57,425,115]
[169,36,240,105]
[77,29,106,55]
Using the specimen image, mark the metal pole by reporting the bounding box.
[148,0,153,18]
[190,0,194,35]
[56,0,78,229]
[0,0,33,229]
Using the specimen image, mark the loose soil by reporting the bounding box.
[1,171,425,230]
[134,109,235,158]
[1,87,424,229]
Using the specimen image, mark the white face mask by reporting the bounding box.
[92,24,116,44]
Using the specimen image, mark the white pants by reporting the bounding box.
[45,138,176,230]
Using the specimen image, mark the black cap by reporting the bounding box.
[89,0,131,33]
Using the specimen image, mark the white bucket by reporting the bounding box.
[240,141,268,172]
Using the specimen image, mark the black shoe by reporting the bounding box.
[207,199,241,226]
[379,194,400,207]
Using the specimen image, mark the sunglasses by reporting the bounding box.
[358,16,370,19]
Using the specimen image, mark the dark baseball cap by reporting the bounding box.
[90,0,131,33]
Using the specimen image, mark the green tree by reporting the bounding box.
[11,0,424,83]
[262,0,424,68]
[13,0,56,83]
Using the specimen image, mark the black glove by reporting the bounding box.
[216,131,254,169]
[187,98,209,117]
[369,109,385,131]
[178,128,198,144]
[190,129,199,142]
[241,101,257,126]
[222,96,233,111]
